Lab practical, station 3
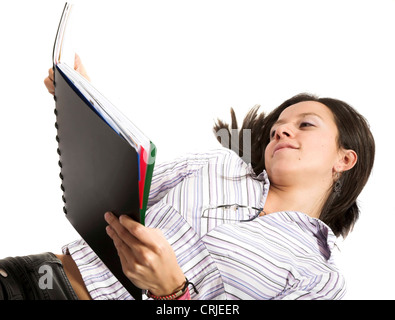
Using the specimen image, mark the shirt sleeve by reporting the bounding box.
[275,271,346,300]
[147,152,212,208]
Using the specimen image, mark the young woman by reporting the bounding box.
[101,93,374,300]
[0,59,374,300]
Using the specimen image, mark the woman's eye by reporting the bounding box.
[300,122,314,128]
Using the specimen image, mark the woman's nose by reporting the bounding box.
[274,124,293,140]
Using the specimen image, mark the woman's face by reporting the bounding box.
[264,101,341,187]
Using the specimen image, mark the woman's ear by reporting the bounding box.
[336,149,358,172]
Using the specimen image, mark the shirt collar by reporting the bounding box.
[247,165,337,259]
[280,211,337,260]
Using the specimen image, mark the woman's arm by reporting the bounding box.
[55,254,92,300]
[104,212,187,298]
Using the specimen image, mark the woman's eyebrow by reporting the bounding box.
[272,112,324,127]
[299,112,324,122]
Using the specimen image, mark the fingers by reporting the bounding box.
[47,67,54,82]
[106,224,141,284]
[74,53,90,81]
[44,53,90,97]
[106,224,130,264]
[74,53,82,70]
[105,212,161,249]
[105,211,186,295]
[105,212,141,250]
[44,68,55,95]
[104,212,164,268]
[105,212,149,284]
[119,214,161,249]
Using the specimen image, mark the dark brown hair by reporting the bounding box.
[213,93,375,237]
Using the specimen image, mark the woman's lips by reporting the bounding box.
[273,142,298,155]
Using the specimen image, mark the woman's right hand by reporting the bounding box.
[44,67,55,95]
[44,54,90,96]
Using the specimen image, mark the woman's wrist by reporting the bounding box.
[148,274,187,297]
[146,278,187,300]
[146,278,198,300]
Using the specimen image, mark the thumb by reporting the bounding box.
[74,53,83,70]
[74,53,90,81]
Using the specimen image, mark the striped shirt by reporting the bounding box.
[62,148,346,300]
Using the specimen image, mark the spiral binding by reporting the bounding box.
[53,66,67,215]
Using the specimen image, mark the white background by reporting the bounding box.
[0,0,394,299]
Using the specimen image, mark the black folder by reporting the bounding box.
[52,3,156,300]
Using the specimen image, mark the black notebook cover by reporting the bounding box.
[54,65,142,299]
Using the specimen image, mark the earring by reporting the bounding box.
[334,172,342,196]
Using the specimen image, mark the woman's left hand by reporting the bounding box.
[104,212,186,297]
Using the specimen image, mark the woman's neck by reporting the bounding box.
[263,183,330,219]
